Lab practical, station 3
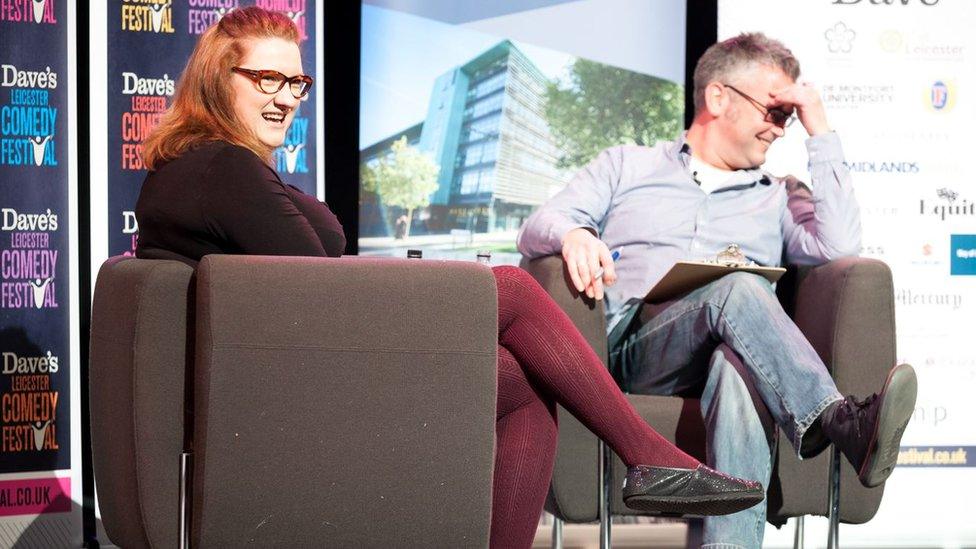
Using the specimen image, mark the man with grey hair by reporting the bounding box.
[518,32,916,547]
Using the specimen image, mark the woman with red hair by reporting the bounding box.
[136,7,763,547]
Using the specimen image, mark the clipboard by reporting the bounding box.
[644,261,786,303]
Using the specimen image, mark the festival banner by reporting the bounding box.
[0,0,80,545]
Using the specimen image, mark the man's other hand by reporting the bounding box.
[770,81,830,137]
[561,227,617,300]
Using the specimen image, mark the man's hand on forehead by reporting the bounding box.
[770,81,830,136]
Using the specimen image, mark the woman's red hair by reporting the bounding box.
[141,7,300,169]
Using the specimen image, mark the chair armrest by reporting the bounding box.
[520,255,610,521]
[771,257,894,523]
[790,256,897,397]
[519,255,609,362]
[90,257,194,549]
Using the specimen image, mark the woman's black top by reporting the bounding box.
[135,140,345,264]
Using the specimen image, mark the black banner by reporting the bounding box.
[0,0,72,478]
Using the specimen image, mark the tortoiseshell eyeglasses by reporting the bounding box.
[231,67,313,99]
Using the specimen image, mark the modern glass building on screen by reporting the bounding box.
[361,40,569,237]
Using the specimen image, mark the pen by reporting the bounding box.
[594,248,622,280]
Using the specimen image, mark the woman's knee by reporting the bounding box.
[492,264,536,291]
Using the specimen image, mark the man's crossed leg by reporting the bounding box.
[609,272,917,548]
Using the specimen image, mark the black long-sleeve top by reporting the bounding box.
[135,140,345,264]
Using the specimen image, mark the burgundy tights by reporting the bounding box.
[489,266,699,549]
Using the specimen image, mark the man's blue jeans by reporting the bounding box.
[608,272,843,549]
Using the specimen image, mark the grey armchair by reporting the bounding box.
[521,255,897,548]
[90,255,498,548]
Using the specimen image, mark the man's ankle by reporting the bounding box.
[799,402,838,459]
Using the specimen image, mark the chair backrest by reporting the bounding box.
[92,255,499,548]
[191,255,497,547]
[90,257,193,549]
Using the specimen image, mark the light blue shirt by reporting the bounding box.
[516,132,862,327]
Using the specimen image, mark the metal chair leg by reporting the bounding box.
[684,518,703,548]
[599,440,612,549]
[551,516,563,549]
[793,515,805,549]
[826,447,841,549]
[179,452,193,549]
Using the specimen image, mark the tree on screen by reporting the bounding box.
[360,136,440,239]
[545,59,684,169]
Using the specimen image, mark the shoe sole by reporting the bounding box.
[858,363,918,488]
[623,488,764,517]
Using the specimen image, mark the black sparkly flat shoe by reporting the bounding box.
[622,463,764,516]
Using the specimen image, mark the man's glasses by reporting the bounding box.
[232,67,313,99]
[723,83,796,128]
